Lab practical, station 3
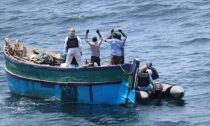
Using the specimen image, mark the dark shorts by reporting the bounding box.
[110,55,123,65]
[121,55,124,64]
[91,56,101,66]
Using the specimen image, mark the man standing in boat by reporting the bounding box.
[105,29,127,65]
[85,29,103,66]
[62,28,83,67]
[118,29,127,64]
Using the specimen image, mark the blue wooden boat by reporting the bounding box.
[3,38,140,105]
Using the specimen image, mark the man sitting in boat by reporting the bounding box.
[85,29,103,66]
[137,66,154,91]
[61,28,83,67]
[105,29,126,65]
[146,62,159,80]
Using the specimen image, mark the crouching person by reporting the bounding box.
[146,62,163,99]
[136,66,154,102]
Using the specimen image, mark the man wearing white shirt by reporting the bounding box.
[63,28,83,67]
[105,29,127,65]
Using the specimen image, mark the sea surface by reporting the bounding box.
[0,0,210,125]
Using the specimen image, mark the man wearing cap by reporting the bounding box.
[105,29,127,65]
[63,28,83,67]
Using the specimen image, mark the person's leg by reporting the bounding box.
[121,55,124,64]
[118,56,123,64]
[89,56,95,66]
[90,56,94,64]
[110,55,114,65]
[114,56,122,65]
[110,55,118,65]
[110,56,115,65]
[97,57,101,66]
[65,49,73,67]
[73,48,83,66]
[91,56,100,66]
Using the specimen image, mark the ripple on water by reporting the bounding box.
[180,38,210,45]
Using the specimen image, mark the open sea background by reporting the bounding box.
[0,0,210,125]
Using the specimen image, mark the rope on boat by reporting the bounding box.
[124,59,140,106]
[119,65,132,75]
[133,67,139,89]
[119,61,140,89]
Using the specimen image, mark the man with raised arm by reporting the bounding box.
[85,29,103,66]
[105,29,127,65]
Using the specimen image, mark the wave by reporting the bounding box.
[0,45,5,61]
[121,1,195,20]
[154,45,178,49]
[60,15,86,23]
[188,1,210,6]
[180,38,210,45]
[0,70,6,77]
[46,1,196,24]
[180,22,199,28]
[201,12,210,18]
[155,121,191,126]
[9,0,33,5]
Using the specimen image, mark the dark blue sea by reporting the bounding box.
[1,0,210,125]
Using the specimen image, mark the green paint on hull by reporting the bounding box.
[5,58,131,83]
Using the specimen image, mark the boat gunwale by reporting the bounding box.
[5,66,123,86]
[3,45,131,72]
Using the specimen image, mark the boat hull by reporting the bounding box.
[6,68,135,105]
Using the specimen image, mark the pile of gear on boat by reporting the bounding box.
[6,27,184,101]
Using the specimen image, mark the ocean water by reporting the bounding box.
[0,0,210,125]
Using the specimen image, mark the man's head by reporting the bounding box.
[69,27,76,36]
[146,62,153,68]
[92,37,97,42]
[141,65,148,73]
[112,32,121,40]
